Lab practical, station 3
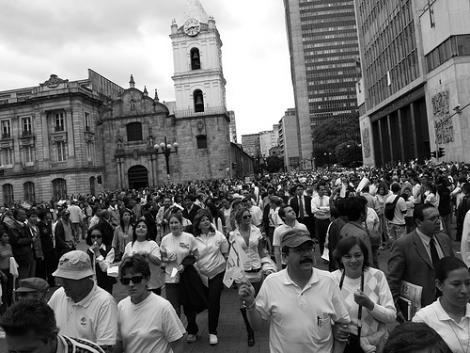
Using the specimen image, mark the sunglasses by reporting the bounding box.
[120,275,144,285]
[90,235,102,239]
[242,215,252,219]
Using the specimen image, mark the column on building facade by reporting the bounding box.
[410,102,419,158]
[377,119,385,166]
[397,109,405,162]
[41,111,50,160]
[387,115,394,162]
[66,109,75,158]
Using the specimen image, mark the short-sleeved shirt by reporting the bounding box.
[230,226,263,272]
[117,293,185,353]
[160,232,197,283]
[272,221,308,247]
[48,284,118,346]
[255,268,350,353]
[386,194,407,225]
[124,240,163,289]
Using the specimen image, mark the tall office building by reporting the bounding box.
[356,0,470,166]
[283,0,360,166]
[279,108,300,170]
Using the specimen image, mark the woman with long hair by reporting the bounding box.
[192,209,229,345]
[332,236,396,353]
[86,225,116,294]
[413,257,470,353]
[123,219,163,295]
[112,209,133,261]
[160,212,199,343]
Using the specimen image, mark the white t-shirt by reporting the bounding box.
[48,284,118,346]
[123,240,163,290]
[272,221,308,247]
[160,232,198,283]
[194,230,229,279]
[385,194,407,225]
[117,293,185,353]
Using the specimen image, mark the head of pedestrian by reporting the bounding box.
[242,196,252,208]
[236,207,252,227]
[61,208,70,221]
[344,196,368,223]
[413,204,440,237]
[278,205,296,223]
[317,183,328,197]
[119,254,151,305]
[52,250,95,303]
[15,277,50,302]
[296,184,304,196]
[193,209,214,236]
[383,322,452,353]
[169,212,184,235]
[0,299,62,353]
[435,257,470,314]
[281,229,315,272]
[86,225,104,247]
[334,237,370,279]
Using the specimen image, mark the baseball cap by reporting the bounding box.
[52,250,95,280]
[16,277,49,293]
[281,229,314,248]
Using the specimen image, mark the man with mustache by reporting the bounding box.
[238,229,350,353]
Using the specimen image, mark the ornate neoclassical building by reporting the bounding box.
[0,1,253,204]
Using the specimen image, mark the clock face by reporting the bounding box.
[184,18,200,37]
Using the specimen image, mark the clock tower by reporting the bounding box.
[170,0,227,116]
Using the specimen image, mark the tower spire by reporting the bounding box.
[184,0,209,23]
[154,89,159,102]
[143,86,148,96]
[129,74,135,88]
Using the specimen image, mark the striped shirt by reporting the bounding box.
[58,335,105,353]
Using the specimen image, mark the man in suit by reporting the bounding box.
[388,203,454,320]
[183,195,201,224]
[289,184,315,239]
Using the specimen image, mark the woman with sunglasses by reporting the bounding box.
[86,225,116,294]
[112,209,133,261]
[123,219,163,295]
[192,209,229,345]
[160,212,199,343]
[115,254,185,353]
[332,236,396,353]
[229,207,266,346]
[412,257,470,353]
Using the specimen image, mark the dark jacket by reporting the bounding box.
[37,221,55,254]
[54,219,74,257]
[387,230,454,309]
[6,220,33,265]
[179,256,208,313]
[290,195,313,219]
[87,247,116,294]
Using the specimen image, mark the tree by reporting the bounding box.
[265,156,284,173]
[335,141,362,167]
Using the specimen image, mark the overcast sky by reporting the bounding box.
[0,0,294,138]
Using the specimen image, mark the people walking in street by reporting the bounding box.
[111,208,133,261]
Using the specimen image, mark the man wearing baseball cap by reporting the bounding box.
[238,229,350,353]
[48,250,117,352]
[16,277,49,301]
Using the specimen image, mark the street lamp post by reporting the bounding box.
[154,137,178,182]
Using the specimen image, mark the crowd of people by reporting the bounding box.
[0,160,470,352]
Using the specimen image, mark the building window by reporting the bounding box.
[196,135,207,149]
[126,122,143,142]
[55,112,65,131]
[85,112,91,131]
[194,90,204,112]
[21,117,32,136]
[1,148,13,167]
[23,182,35,204]
[52,178,67,200]
[89,176,96,196]
[24,146,34,164]
[57,141,67,162]
[2,184,13,206]
[86,142,93,162]
[190,48,201,70]
[1,120,11,138]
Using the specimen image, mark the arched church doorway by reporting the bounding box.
[128,165,148,189]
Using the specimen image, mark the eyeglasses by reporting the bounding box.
[242,214,252,219]
[90,234,102,239]
[120,275,144,285]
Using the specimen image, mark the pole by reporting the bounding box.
[164,136,170,176]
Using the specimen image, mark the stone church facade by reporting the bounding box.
[0,2,253,204]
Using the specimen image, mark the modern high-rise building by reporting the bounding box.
[355,0,470,166]
[241,133,261,158]
[259,125,280,158]
[279,108,300,170]
[283,0,361,167]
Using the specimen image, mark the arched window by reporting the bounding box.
[2,184,13,206]
[190,48,201,70]
[126,122,143,142]
[52,178,67,201]
[193,90,204,113]
[23,182,35,204]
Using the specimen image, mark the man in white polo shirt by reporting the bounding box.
[48,250,118,353]
[239,229,350,353]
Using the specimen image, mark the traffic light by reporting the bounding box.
[431,151,437,158]
[438,147,445,158]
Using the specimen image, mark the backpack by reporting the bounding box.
[385,196,400,221]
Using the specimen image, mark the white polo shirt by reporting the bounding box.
[413,299,470,353]
[272,221,308,247]
[255,268,350,353]
[48,284,118,346]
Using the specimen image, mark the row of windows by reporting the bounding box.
[426,35,470,72]
[2,178,70,205]
[1,117,32,138]
[301,25,357,36]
